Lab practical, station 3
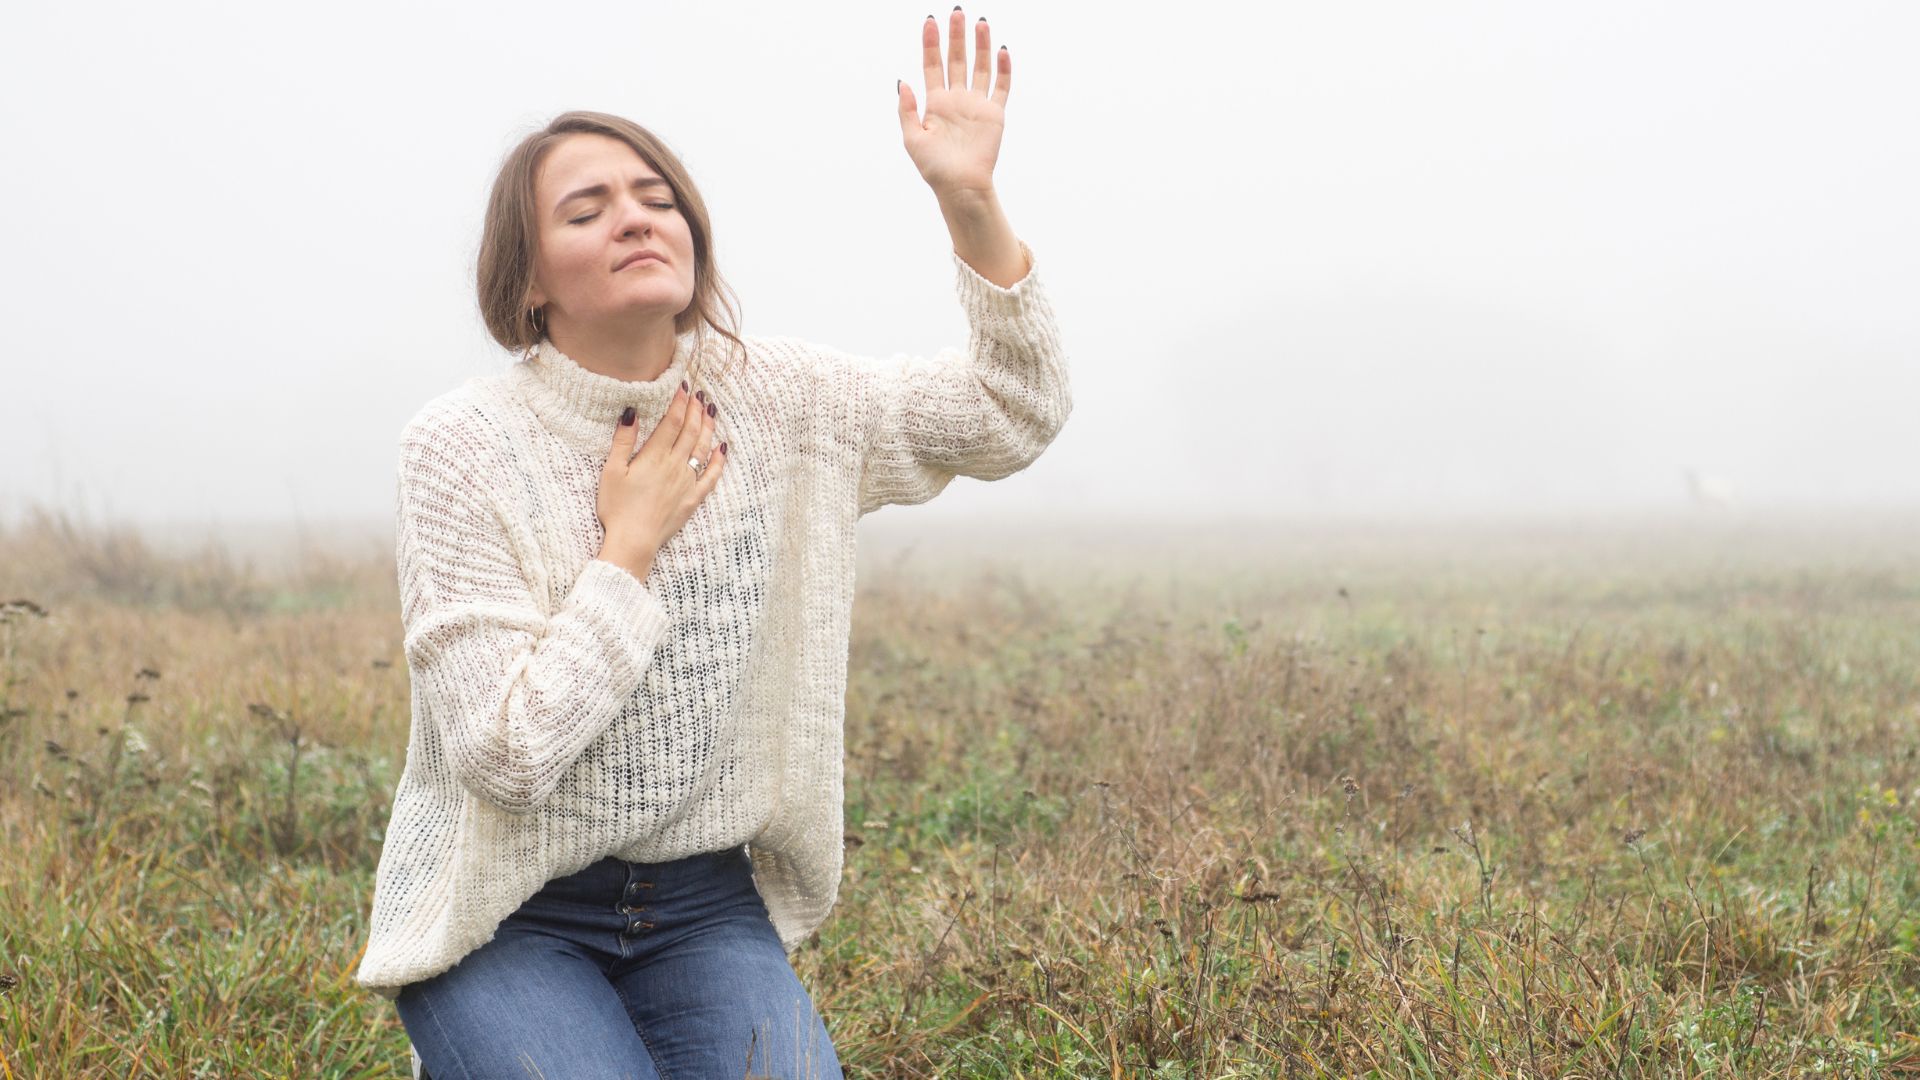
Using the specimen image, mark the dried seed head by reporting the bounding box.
[0,599,48,620]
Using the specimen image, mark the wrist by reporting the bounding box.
[596,537,657,581]
[934,187,1021,284]
[934,184,1000,223]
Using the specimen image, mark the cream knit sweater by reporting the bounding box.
[355,249,1068,995]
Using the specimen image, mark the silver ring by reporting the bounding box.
[688,455,707,475]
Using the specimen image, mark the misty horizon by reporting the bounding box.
[4,1,1916,526]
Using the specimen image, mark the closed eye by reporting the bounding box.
[568,202,675,226]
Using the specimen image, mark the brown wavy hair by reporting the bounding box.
[478,111,744,374]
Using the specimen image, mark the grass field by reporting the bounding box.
[3,508,1919,1077]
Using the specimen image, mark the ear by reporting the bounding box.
[528,281,547,309]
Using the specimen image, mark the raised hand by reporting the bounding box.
[896,9,1011,202]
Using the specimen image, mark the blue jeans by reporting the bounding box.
[396,846,843,1080]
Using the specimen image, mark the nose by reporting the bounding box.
[615,194,655,239]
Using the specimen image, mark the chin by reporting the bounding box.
[602,292,695,322]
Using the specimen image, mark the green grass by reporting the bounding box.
[5,511,1920,1076]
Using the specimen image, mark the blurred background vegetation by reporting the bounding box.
[4,507,1919,1077]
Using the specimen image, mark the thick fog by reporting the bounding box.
[3,0,1916,538]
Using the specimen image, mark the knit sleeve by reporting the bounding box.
[808,244,1071,516]
[394,421,671,814]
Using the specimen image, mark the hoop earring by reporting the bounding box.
[523,306,546,361]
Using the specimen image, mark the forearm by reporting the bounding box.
[406,557,670,813]
[851,245,1071,514]
[937,187,1029,288]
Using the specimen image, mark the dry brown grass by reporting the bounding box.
[3,508,1919,1077]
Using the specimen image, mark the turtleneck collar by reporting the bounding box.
[509,332,704,456]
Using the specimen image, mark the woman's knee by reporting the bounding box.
[396,937,658,1080]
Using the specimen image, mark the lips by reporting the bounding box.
[614,251,665,271]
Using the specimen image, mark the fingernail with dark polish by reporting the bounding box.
[706,402,716,417]
[680,380,688,392]
[719,442,729,455]
[620,406,635,426]
[696,390,705,403]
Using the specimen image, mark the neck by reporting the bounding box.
[545,312,679,382]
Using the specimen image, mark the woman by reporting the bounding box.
[355,11,1069,1079]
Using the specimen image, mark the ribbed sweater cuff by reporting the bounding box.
[577,558,671,683]
[951,241,1045,326]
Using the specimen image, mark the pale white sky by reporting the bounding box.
[3,0,1916,534]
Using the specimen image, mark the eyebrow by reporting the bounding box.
[555,177,671,211]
